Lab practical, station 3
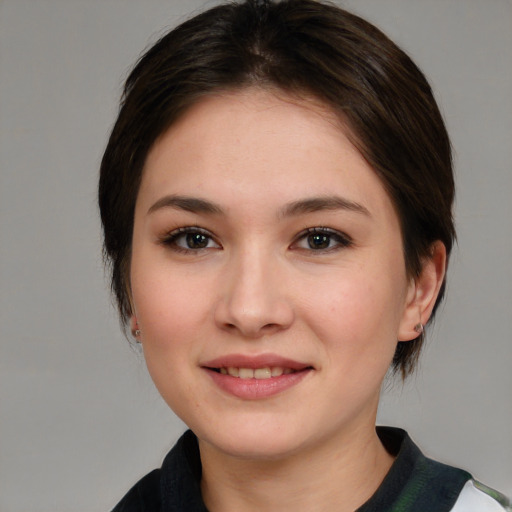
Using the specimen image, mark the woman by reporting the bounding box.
[99,1,510,510]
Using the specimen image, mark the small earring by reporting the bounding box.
[135,329,141,337]
[414,322,424,334]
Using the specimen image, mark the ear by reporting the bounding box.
[398,241,447,341]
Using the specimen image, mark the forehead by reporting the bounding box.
[138,88,394,221]
[145,88,346,170]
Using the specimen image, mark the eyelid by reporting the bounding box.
[291,227,353,251]
[157,225,351,253]
[158,226,221,252]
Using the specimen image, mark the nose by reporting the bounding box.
[214,247,294,338]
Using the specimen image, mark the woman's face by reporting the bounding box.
[130,89,417,459]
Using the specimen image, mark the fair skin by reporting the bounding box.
[129,89,446,512]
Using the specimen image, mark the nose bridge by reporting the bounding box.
[215,240,293,337]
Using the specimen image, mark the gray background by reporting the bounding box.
[0,1,510,510]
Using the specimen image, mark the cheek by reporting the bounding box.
[300,266,405,364]
[131,269,213,411]
[131,261,214,357]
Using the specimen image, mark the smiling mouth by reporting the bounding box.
[208,366,307,379]
[203,359,313,398]
[207,366,315,380]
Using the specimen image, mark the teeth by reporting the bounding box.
[238,368,254,379]
[227,367,239,377]
[254,367,271,379]
[271,367,284,377]
[219,366,296,379]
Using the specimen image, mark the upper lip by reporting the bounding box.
[201,353,312,370]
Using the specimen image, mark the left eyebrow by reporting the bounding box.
[279,196,371,218]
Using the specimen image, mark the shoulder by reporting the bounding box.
[450,479,511,512]
[359,427,510,512]
[111,469,161,512]
[110,430,206,512]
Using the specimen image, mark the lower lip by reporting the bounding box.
[205,368,312,399]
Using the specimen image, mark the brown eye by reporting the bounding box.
[307,233,331,250]
[185,232,210,249]
[161,227,221,252]
[293,227,352,252]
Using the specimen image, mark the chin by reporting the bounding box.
[193,415,317,461]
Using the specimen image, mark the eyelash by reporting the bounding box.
[292,227,353,253]
[159,226,353,254]
[159,226,221,254]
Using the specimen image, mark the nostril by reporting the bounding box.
[214,293,294,337]
[221,321,281,338]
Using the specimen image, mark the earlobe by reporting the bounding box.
[398,241,447,341]
[130,315,142,341]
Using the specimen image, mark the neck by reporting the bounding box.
[199,421,394,512]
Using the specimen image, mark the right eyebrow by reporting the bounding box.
[147,195,224,216]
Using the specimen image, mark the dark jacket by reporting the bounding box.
[111,427,509,512]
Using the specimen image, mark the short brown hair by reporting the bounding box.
[99,0,455,378]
